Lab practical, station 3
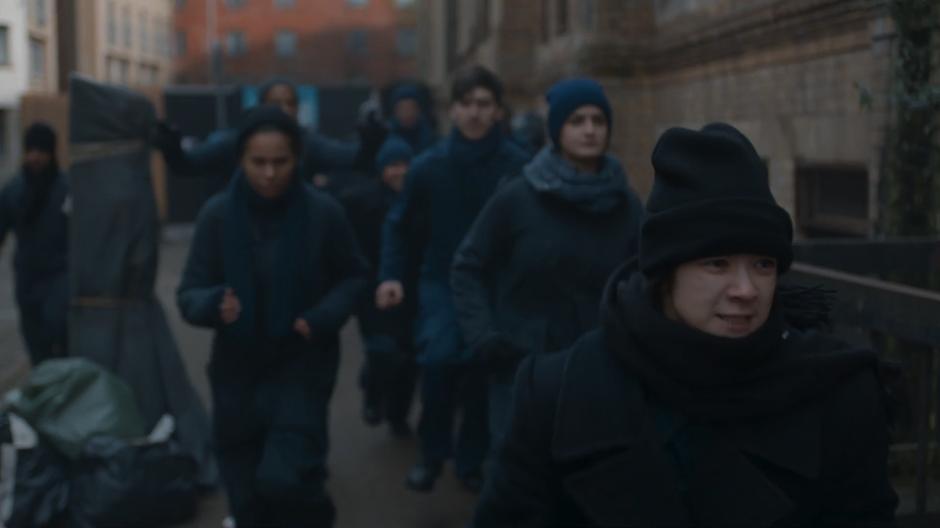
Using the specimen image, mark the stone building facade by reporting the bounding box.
[418,0,897,237]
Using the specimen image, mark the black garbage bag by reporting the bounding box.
[0,412,70,528]
[68,416,198,528]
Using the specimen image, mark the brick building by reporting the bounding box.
[174,0,419,87]
[419,0,901,238]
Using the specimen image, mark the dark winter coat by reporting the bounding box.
[177,178,367,400]
[165,128,359,192]
[0,169,69,303]
[451,148,643,374]
[337,179,419,340]
[379,127,529,364]
[473,267,898,528]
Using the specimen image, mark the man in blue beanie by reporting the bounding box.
[338,136,420,437]
[377,65,530,493]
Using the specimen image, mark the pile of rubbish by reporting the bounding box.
[0,358,200,528]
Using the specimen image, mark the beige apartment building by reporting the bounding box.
[418,0,900,238]
[57,0,175,89]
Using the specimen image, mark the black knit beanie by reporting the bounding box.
[24,122,57,153]
[235,105,303,159]
[258,76,298,104]
[639,123,793,277]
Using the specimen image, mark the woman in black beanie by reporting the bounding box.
[472,123,897,527]
[452,77,644,453]
[177,106,368,526]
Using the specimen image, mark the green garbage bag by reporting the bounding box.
[3,358,146,459]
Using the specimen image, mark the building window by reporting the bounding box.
[579,0,595,30]
[225,0,246,9]
[396,28,416,57]
[796,163,870,236]
[274,0,295,8]
[226,31,247,56]
[32,0,48,27]
[394,0,415,7]
[275,30,296,57]
[347,30,367,55]
[29,38,45,80]
[0,26,9,65]
[140,12,149,53]
[176,30,187,57]
[540,0,550,42]
[347,0,369,7]
[556,0,568,35]
[122,6,132,48]
[107,1,117,46]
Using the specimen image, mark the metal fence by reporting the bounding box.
[789,238,940,524]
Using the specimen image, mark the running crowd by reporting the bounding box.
[1,65,898,527]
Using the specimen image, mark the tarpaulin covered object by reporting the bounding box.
[4,357,146,459]
[67,74,217,487]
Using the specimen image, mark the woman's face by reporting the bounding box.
[241,130,297,199]
[662,254,778,338]
[559,105,608,164]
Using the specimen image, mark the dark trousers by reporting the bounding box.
[211,345,339,527]
[360,334,418,424]
[417,363,489,477]
[16,273,68,365]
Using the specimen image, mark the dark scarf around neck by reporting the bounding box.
[603,262,878,423]
[222,170,309,342]
[19,163,60,227]
[448,125,503,166]
[524,146,630,214]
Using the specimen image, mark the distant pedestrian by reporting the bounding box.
[154,77,382,193]
[472,123,898,527]
[338,136,420,436]
[376,65,529,493]
[387,83,437,154]
[452,78,644,450]
[177,106,368,526]
[0,123,69,365]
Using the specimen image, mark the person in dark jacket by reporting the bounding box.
[176,106,368,526]
[376,65,530,493]
[0,123,69,365]
[155,77,383,194]
[338,136,419,436]
[473,123,898,527]
[451,78,644,450]
[387,83,437,154]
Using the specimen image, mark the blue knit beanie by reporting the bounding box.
[375,136,414,172]
[546,78,612,147]
[390,83,422,108]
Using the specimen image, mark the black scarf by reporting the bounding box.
[221,170,308,342]
[19,164,59,227]
[603,263,877,423]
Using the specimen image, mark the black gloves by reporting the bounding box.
[354,111,388,171]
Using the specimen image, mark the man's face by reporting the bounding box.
[381,161,409,192]
[393,99,422,129]
[263,84,299,121]
[23,149,53,175]
[450,87,502,141]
